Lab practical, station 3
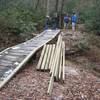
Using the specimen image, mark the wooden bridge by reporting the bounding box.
[0,29,60,89]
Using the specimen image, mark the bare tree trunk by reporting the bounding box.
[60,0,65,13]
[46,0,50,16]
[60,0,65,28]
[55,0,59,13]
[35,0,40,10]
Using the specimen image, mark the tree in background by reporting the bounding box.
[85,0,100,35]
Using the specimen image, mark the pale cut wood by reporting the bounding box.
[0,30,60,89]
[48,44,55,70]
[47,36,62,94]
[47,74,54,95]
[41,45,49,70]
[0,63,13,67]
[37,45,46,70]
[54,36,62,79]
[50,35,61,74]
[8,52,27,56]
[40,35,64,95]
[9,49,31,53]
[44,45,52,70]
[0,60,12,64]
[0,48,10,55]
[62,41,65,81]
[2,57,23,62]
[59,46,63,79]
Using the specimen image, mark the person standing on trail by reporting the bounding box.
[45,15,50,30]
[63,13,69,30]
[71,12,77,32]
[52,13,59,29]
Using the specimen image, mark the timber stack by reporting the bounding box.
[37,35,65,95]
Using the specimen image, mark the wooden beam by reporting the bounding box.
[0,30,60,89]
[47,75,54,95]
[37,45,46,70]
[54,36,62,80]
[41,45,49,70]
[45,45,52,70]
[59,45,63,79]
[48,44,55,70]
[62,41,65,81]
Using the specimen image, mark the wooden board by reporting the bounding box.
[0,29,60,89]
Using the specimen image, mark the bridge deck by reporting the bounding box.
[0,29,60,89]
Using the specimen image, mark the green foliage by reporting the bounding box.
[0,0,46,36]
[74,38,90,53]
[77,42,89,52]
[64,0,78,13]
[64,0,100,34]
[83,1,100,34]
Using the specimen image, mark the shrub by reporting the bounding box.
[0,1,46,37]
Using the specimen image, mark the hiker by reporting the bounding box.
[63,13,69,30]
[71,12,77,32]
[52,13,59,29]
[45,15,50,30]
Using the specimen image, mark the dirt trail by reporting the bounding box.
[0,30,100,100]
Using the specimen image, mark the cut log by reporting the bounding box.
[41,45,49,70]
[59,46,63,79]
[47,75,54,95]
[62,41,65,81]
[48,44,56,70]
[37,45,46,70]
[50,35,61,74]
[45,45,52,70]
[54,36,62,79]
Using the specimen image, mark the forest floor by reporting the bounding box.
[0,30,100,100]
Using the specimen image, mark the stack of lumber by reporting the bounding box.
[37,35,65,95]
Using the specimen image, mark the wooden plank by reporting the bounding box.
[0,65,13,70]
[0,62,13,66]
[48,45,55,70]
[62,41,65,81]
[47,75,54,95]
[54,36,62,79]
[20,46,36,50]
[1,56,23,62]
[50,35,61,74]
[0,65,9,70]
[0,55,20,61]
[0,29,60,89]
[2,55,23,59]
[0,48,10,55]
[37,45,46,70]
[0,60,12,64]
[0,66,13,77]
[0,68,13,78]
[44,45,52,70]
[41,45,49,70]
[8,51,29,55]
[9,49,31,52]
[7,52,27,56]
[59,46,63,79]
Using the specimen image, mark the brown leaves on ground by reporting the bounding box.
[0,30,100,100]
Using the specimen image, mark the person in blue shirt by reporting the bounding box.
[71,13,77,32]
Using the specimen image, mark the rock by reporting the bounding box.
[96,79,100,83]
[52,95,64,100]
[97,89,100,93]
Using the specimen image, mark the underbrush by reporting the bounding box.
[68,32,100,75]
